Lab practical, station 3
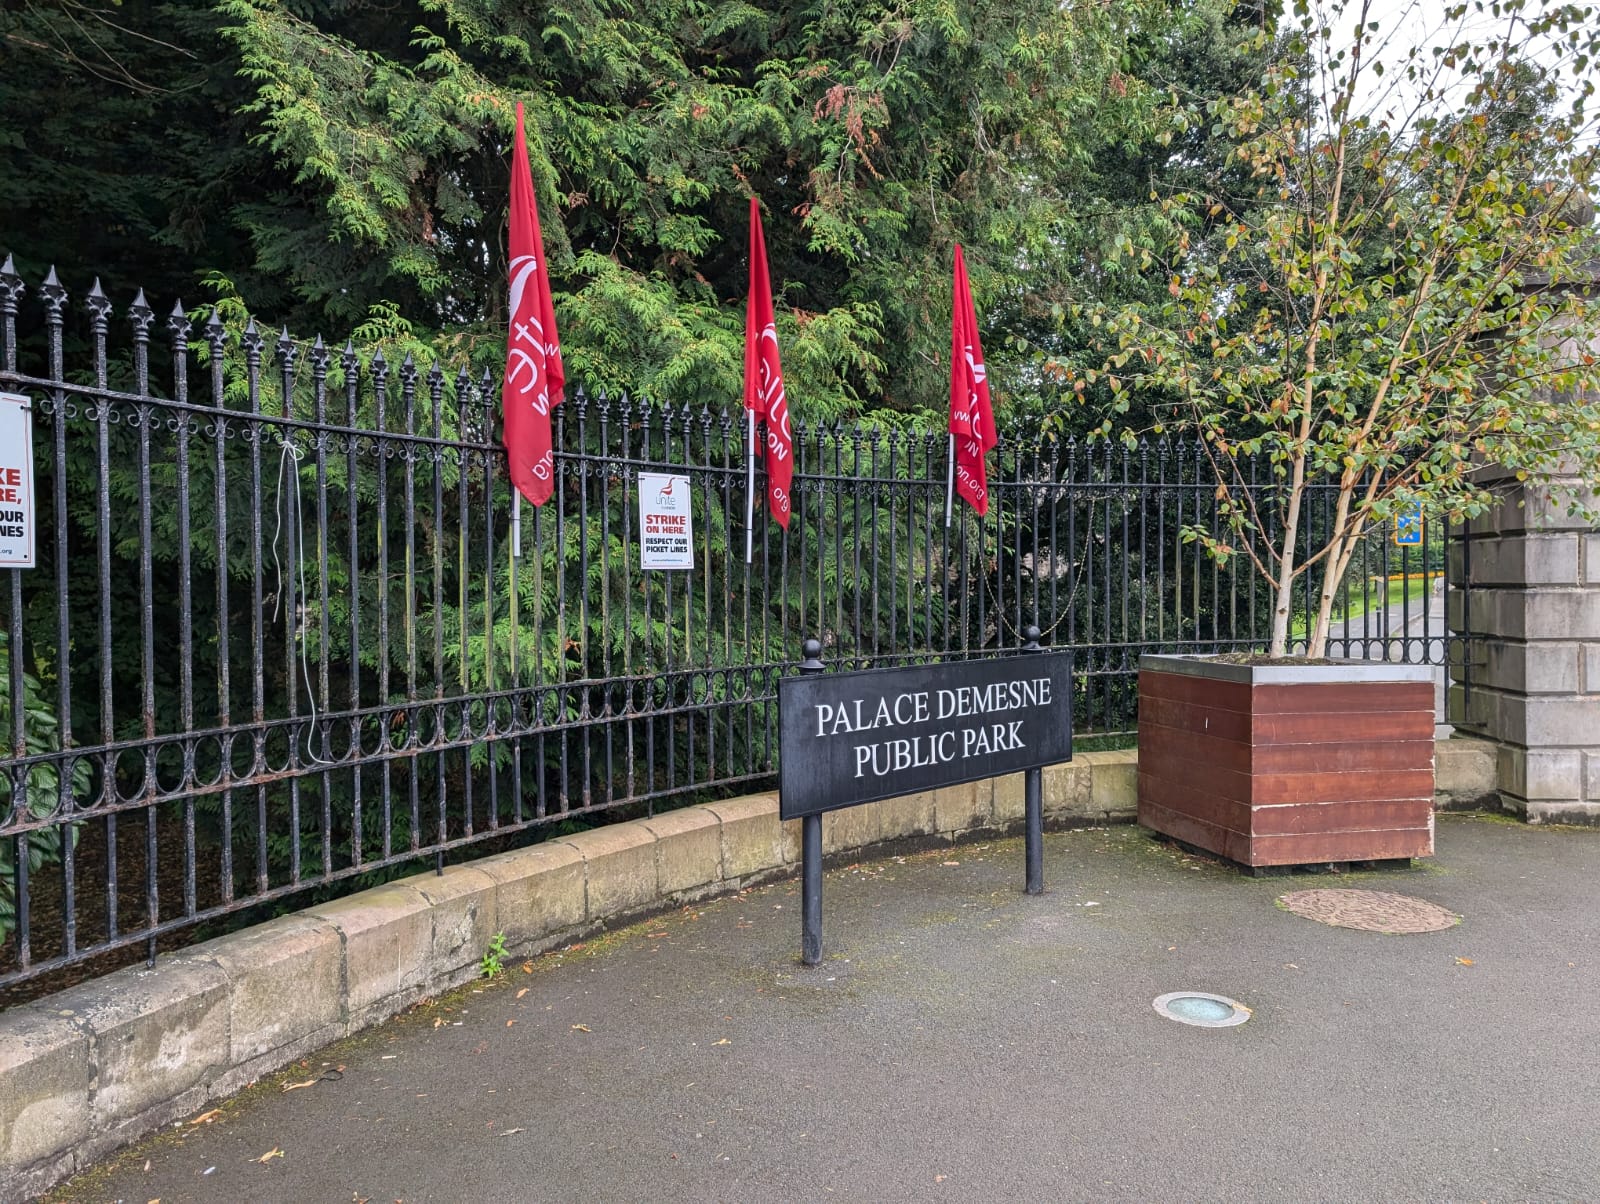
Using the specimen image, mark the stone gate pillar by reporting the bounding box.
[1447,338,1600,823]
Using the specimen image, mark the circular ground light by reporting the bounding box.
[1152,991,1250,1028]
[1277,888,1460,935]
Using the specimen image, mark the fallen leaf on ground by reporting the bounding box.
[571,1024,591,1033]
[506,1019,516,1027]
[190,1110,222,1126]
[433,1017,445,1029]
[1456,957,1475,966]
[713,1038,731,1046]
[516,988,529,999]
[521,962,533,974]
[144,1160,151,1172]
[500,1128,525,1136]
[648,931,668,938]
[252,1148,284,1164]
[942,861,960,867]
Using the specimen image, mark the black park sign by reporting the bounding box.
[777,649,1074,821]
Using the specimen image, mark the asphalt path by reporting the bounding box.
[51,816,1600,1204]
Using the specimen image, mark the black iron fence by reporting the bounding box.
[0,261,1455,990]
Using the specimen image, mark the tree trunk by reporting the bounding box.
[1268,481,1304,657]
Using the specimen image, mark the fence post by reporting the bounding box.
[798,638,825,965]
[1022,625,1045,894]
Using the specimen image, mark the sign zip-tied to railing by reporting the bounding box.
[0,391,36,568]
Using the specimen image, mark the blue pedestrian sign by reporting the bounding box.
[1394,504,1423,546]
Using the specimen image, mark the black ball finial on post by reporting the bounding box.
[800,638,825,674]
[1023,625,1042,651]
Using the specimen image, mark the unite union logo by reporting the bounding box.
[655,478,680,510]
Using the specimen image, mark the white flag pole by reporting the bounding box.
[512,491,522,559]
[944,434,956,528]
[745,411,757,564]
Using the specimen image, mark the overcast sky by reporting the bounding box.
[1327,0,1591,121]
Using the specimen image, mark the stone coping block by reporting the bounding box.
[562,824,658,921]
[478,841,586,950]
[0,737,1495,1199]
[642,808,724,897]
[306,881,434,1024]
[704,792,791,881]
[0,1008,90,1172]
[188,914,344,1075]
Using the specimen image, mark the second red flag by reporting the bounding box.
[949,244,997,515]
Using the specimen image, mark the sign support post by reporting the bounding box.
[780,631,1072,964]
[1022,625,1044,895]
[798,639,826,966]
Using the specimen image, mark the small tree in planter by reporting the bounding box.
[1076,0,1600,867]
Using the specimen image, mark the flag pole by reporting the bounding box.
[512,491,522,559]
[944,434,955,527]
[745,411,757,564]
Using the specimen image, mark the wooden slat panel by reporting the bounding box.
[1251,739,1434,775]
[1138,671,1252,712]
[1250,768,1437,805]
[1251,681,1436,715]
[1253,709,1436,744]
[1248,799,1436,837]
[1136,694,1252,742]
[1137,771,1252,831]
[1137,800,1254,864]
[1135,720,1252,775]
[1248,826,1434,865]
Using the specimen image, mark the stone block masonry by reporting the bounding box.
[0,741,1494,1199]
[1449,445,1600,823]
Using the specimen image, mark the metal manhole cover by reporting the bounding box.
[1277,889,1460,934]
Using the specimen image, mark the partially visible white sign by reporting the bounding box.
[639,472,694,570]
[0,393,35,569]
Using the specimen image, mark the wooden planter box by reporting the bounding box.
[1137,655,1436,868]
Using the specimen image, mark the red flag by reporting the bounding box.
[503,101,565,508]
[950,244,997,515]
[743,198,793,527]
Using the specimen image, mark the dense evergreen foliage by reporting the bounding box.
[1,0,1268,421]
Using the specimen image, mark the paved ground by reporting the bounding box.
[51,815,1600,1204]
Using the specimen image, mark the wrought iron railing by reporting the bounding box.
[0,260,1455,990]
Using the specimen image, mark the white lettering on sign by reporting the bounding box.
[0,394,35,568]
[810,675,1056,779]
[638,472,694,570]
